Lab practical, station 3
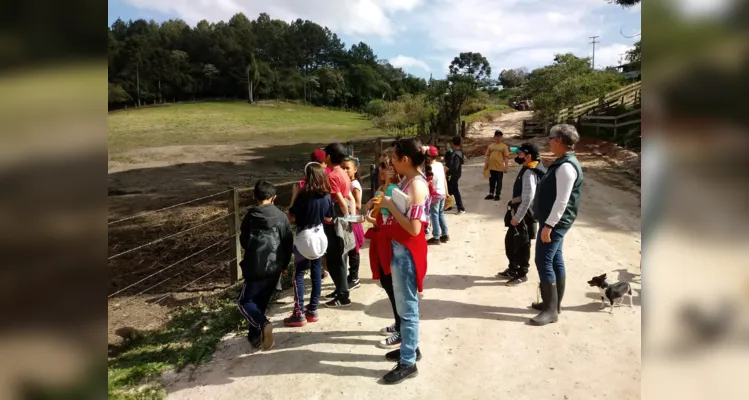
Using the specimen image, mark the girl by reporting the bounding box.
[368,138,429,384]
[342,157,365,290]
[365,156,403,350]
[284,163,335,327]
[426,146,449,245]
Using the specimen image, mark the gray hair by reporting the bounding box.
[549,124,580,148]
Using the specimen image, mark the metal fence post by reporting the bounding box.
[227,187,242,284]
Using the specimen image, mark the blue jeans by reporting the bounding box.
[390,240,419,366]
[292,249,322,316]
[430,197,448,238]
[237,275,279,339]
[535,226,569,283]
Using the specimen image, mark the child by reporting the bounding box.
[445,136,466,214]
[370,138,429,384]
[322,142,356,307]
[342,156,365,290]
[237,181,294,350]
[484,130,510,201]
[426,146,449,245]
[284,163,335,327]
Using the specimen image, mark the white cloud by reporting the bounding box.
[124,0,426,39]
[592,43,634,68]
[389,55,430,73]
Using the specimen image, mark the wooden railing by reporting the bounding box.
[522,120,548,138]
[579,108,641,140]
[555,81,641,123]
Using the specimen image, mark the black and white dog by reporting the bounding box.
[587,273,633,314]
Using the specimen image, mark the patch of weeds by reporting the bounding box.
[107,287,245,399]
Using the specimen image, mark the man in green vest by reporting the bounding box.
[529,124,584,326]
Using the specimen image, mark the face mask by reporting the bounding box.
[514,156,525,165]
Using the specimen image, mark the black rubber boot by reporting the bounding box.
[530,282,558,326]
[531,283,544,311]
[556,275,566,314]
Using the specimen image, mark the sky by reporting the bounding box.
[108,0,642,79]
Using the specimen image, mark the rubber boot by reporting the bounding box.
[556,276,566,314]
[530,282,558,326]
[531,283,544,311]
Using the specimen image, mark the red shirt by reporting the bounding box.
[326,166,351,203]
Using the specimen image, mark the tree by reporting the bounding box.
[498,67,529,88]
[609,0,640,7]
[626,40,641,68]
[522,53,624,120]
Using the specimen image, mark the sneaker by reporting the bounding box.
[494,195,500,201]
[348,278,361,290]
[383,362,419,384]
[324,291,338,299]
[283,313,307,327]
[426,238,441,245]
[261,322,275,351]
[379,323,397,336]
[456,210,466,215]
[445,207,454,211]
[377,332,402,349]
[485,195,494,200]
[385,347,423,362]
[248,334,261,349]
[304,309,319,323]
[440,235,450,243]
[496,268,512,278]
[506,275,528,286]
[324,298,352,308]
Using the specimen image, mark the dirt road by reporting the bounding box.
[470,110,533,138]
[164,137,642,399]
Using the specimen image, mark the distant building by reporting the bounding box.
[616,61,641,81]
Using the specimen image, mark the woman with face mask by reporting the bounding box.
[498,142,547,286]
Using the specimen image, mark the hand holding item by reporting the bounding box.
[379,196,394,212]
[511,218,519,226]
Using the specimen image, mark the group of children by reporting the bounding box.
[236,139,433,384]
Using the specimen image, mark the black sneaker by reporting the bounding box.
[426,238,441,245]
[379,323,397,336]
[324,291,338,299]
[496,268,512,278]
[248,334,261,349]
[385,347,422,362]
[440,235,450,243]
[494,195,500,201]
[377,332,402,349]
[506,275,528,286]
[445,207,454,211]
[348,278,361,290]
[383,362,419,384]
[283,313,307,327]
[324,298,351,308]
[484,195,494,200]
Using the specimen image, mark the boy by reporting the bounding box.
[446,136,466,214]
[322,142,356,307]
[237,181,294,350]
[484,130,510,201]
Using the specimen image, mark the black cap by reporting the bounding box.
[494,130,504,137]
[517,142,540,160]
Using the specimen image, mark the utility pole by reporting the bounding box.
[589,36,599,69]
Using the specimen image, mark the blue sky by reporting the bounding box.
[109,0,641,79]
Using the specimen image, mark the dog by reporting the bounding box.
[587,273,633,314]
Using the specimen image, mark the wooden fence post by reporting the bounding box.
[460,120,466,138]
[227,187,242,284]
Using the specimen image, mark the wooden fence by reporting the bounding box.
[579,108,642,140]
[522,120,548,138]
[554,81,642,123]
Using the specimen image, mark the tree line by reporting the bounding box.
[108,13,428,109]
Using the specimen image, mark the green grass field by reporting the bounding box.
[462,104,512,125]
[108,101,380,153]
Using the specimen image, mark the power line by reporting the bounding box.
[589,36,600,69]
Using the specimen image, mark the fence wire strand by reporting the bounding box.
[108,235,234,298]
[108,189,233,226]
[108,213,230,260]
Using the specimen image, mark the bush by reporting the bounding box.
[364,99,388,117]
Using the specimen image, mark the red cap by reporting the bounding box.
[428,146,438,157]
[311,149,326,163]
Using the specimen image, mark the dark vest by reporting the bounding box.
[533,152,583,229]
[511,163,547,221]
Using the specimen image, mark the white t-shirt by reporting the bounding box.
[350,179,362,193]
[431,161,447,196]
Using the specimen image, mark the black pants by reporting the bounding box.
[448,176,465,211]
[379,264,401,332]
[347,249,360,281]
[237,275,280,339]
[504,225,531,278]
[489,170,504,197]
[324,223,349,300]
